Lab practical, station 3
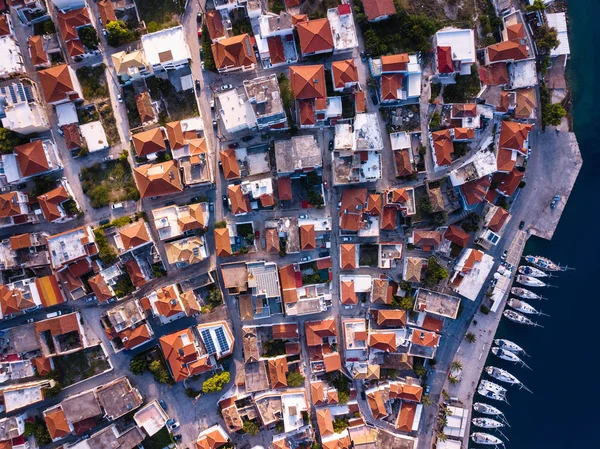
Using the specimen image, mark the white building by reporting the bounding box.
[449,249,495,300]
[327,5,358,53]
[216,89,257,133]
[0,81,49,134]
[141,26,191,71]
[433,27,476,83]
[0,36,24,79]
[546,12,570,62]
[79,121,108,152]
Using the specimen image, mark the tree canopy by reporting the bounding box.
[106,20,136,47]
[536,25,560,54]
[543,102,566,127]
[0,128,21,154]
[78,25,99,50]
[286,371,305,387]
[202,371,230,393]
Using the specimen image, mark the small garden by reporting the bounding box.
[201,287,223,313]
[358,244,379,267]
[146,76,198,121]
[122,84,142,129]
[98,100,120,146]
[76,65,109,100]
[442,69,481,104]
[136,0,182,32]
[25,419,52,446]
[80,160,140,208]
[142,426,173,449]
[130,346,175,385]
[202,371,230,394]
[106,20,139,47]
[262,339,286,357]
[53,345,111,386]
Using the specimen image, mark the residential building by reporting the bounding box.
[0,379,55,413]
[496,120,532,173]
[132,127,167,159]
[449,249,495,300]
[38,64,82,105]
[46,226,96,270]
[165,235,208,268]
[409,230,442,251]
[101,300,153,352]
[476,204,511,250]
[159,328,213,382]
[0,232,50,270]
[384,187,416,216]
[546,12,570,63]
[211,34,256,73]
[0,79,49,134]
[34,312,88,357]
[0,36,24,78]
[433,27,476,83]
[216,88,257,133]
[111,50,151,82]
[362,0,395,22]
[37,178,78,223]
[28,35,50,68]
[374,53,422,104]
[485,20,531,65]
[141,26,191,71]
[243,74,288,130]
[327,4,358,53]
[195,424,230,449]
[430,129,454,170]
[114,221,152,254]
[56,7,94,61]
[295,18,333,56]
[414,288,461,320]
[152,202,209,241]
[331,59,359,92]
[133,160,183,198]
[0,191,31,228]
[274,135,322,176]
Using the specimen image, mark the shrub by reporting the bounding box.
[202,371,231,393]
[130,356,147,375]
[286,371,305,387]
[94,229,117,264]
[423,257,448,287]
[0,128,21,154]
[242,420,260,436]
[78,25,99,50]
[333,418,349,433]
[44,384,62,398]
[106,20,136,47]
[24,421,51,446]
[149,360,174,384]
[480,305,490,315]
[214,220,227,229]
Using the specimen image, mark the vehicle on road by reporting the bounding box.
[329,139,334,151]
[337,201,342,209]
[46,311,62,319]
[197,12,203,23]
[501,250,508,261]
[169,421,180,429]
[342,236,352,242]
[117,94,123,103]
[319,251,329,257]
[99,219,110,226]
[78,173,83,180]
[173,435,182,441]
[209,202,214,212]
[222,195,229,208]
[425,385,431,395]
[111,203,124,209]
[299,214,308,219]
[197,27,202,38]
[228,142,239,149]
[201,61,205,71]
[300,256,312,262]
[371,93,379,105]
[220,84,233,91]
[26,318,34,323]
[550,195,560,209]
[17,183,27,191]
[210,99,215,109]
[254,230,260,238]
[212,119,218,129]
[199,48,203,61]
[195,79,201,93]
[360,51,367,62]
[519,220,525,230]
[103,155,113,161]
[159,399,167,411]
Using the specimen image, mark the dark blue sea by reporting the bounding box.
[479,1,600,447]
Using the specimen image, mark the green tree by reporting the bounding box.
[338,390,349,404]
[44,384,62,398]
[308,189,324,207]
[423,257,449,287]
[78,25,99,49]
[202,371,231,393]
[24,421,51,446]
[214,220,227,229]
[130,356,147,375]
[0,128,20,154]
[333,417,349,433]
[149,360,173,384]
[542,102,566,127]
[536,25,560,54]
[201,24,216,71]
[448,375,460,385]
[526,0,546,12]
[277,73,294,113]
[421,394,433,406]
[450,360,463,371]
[31,176,56,197]
[429,113,442,130]
[286,371,305,387]
[106,20,136,47]
[465,332,477,343]
[414,364,427,377]
[242,420,260,436]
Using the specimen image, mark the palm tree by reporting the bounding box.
[465,332,477,343]
[448,375,460,385]
[450,360,463,371]
[442,389,450,400]
[437,433,448,442]
[421,395,433,406]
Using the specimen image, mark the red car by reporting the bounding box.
[255,230,260,239]
[197,28,202,38]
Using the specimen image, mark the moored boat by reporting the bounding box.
[511,287,543,300]
[493,339,527,355]
[472,417,505,429]
[478,380,508,402]
[503,309,543,327]
[491,347,531,369]
[516,275,547,287]
[486,366,532,393]
[524,255,564,271]
[508,298,545,315]
[471,432,504,446]
[517,265,549,277]
[473,402,504,417]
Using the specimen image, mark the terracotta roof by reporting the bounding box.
[211,34,256,70]
[0,284,36,315]
[0,192,23,218]
[394,149,413,176]
[227,184,250,215]
[377,309,406,327]
[277,176,293,201]
[132,128,166,157]
[453,127,475,140]
[363,0,395,21]
[267,356,288,389]
[205,10,225,41]
[61,123,81,150]
[332,59,358,89]
[381,73,403,100]
[488,206,510,232]
[29,35,48,66]
[300,224,316,250]
[395,402,417,431]
[45,407,71,440]
[160,329,212,382]
[462,249,483,272]
[38,185,71,222]
[33,356,52,376]
[9,233,31,250]
[339,188,367,231]
[119,221,151,250]
[431,129,454,167]
[381,53,409,72]
[57,7,90,57]
[272,323,298,339]
[367,389,388,419]
[365,193,382,215]
[495,168,524,196]
[0,14,10,37]
[324,351,341,372]
[298,99,315,126]
[133,160,183,198]
[496,147,516,172]
[38,64,76,103]
[421,314,443,332]
[371,278,391,304]
[214,227,233,257]
[311,381,326,405]
[152,285,183,318]
[97,0,116,24]
[279,264,298,304]
[14,140,50,177]
[305,318,336,346]
[460,176,491,205]
[436,45,454,74]
[265,228,280,253]
[289,65,326,99]
[285,0,301,6]
[369,332,396,352]
[498,91,511,113]
[380,206,397,231]
[119,323,152,350]
[316,408,334,436]
[499,121,532,154]
[413,230,442,249]
[514,88,536,119]
[292,14,308,25]
[452,103,478,118]
[165,121,186,150]
[35,313,80,337]
[487,39,528,62]
[389,382,423,402]
[444,225,470,247]
[135,92,155,124]
[388,188,409,204]
[296,18,333,55]
[506,23,525,40]
[479,63,509,85]
[88,273,114,302]
[340,244,357,270]
[267,36,286,65]
[411,329,440,348]
[124,259,146,288]
[341,279,357,304]
[195,427,229,449]
[219,149,241,180]
[355,91,366,113]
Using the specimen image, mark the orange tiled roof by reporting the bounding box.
[487,39,528,62]
[332,59,358,89]
[265,228,280,253]
[97,0,117,24]
[214,227,233,257]
[380,206,397,231]
[165,121,186,150]
[298,99,315,126]
[377,309,406,327]
[300,224,316,251]
[488,206,510,232]
[38,64,76,103]
[153,285,183,318]
[363,0,396,21]
[411,329,440,348]
[341,279,357,304]
[57,7,90,57]
[381,73,403,100]
[444,225,470,247]
[0,15,10,37]
[124,259,146,288]
[305,318,336,346]
[479,63,509,85]
[437,45,454,74]
[355,90,366,113]
[296,18,333,55]
[316,408,334,436]
[506,23,525,40]
[395,402,417,432]
[45,407,71,440]
[495,168,524,196]
[499,120,532,154]
[29,35,48,66]
[33,356,52,376]
[0,192,23,218]
[9,233,32,250]
[431,129,454,167]
[367,389,388,419]
[135,92,155,124]
[381,53,409,72]
[267,36,286,65]
[453,127,475,140]
[133,160,183,198]
[369,332,396,352]
[277,176,293,201]
[195,427,229,449]
[289,65,326,99]
[211,34,256,70]
[514,88,536,119]
[132,128,166,157]
[205,10,225,41]
[227,184,250,215]
[267,356,288,389]
[340,244,356,270]
[14,140,50,177]
[160,329,212,382]
[365,193,382,215]
[119,323,152,350]
[119,221,151,250]
[219,149,241,180]
[460,176,491,205]
[394,149,413,176]
[61,123,82,150]
[413,230,442,249]
[88,273,114,303]
[38,185,70,222]
[452,103,478,118]
[371,278,391,304]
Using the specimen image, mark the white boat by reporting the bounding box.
[524,255,564,271]
[472,417,505,429]
[508,298,546,315]
[478,380,508,402]
[471,432,504,446]
[517,265,549,277]
[473,402,504,417]
[486,366,532,393]
[511,287,543,300]
[491,347,531,369]
[503,309,543,327]
[516,275,547,287]
[493,339,527,355]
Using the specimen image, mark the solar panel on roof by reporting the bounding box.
[201,329,216,354]
[16,84,25,102]
[215,327,229,354]
[8,86,16,104]
[24,86,32,101]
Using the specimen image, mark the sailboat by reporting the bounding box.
[516,275,548,287]
[511,287,544,300]
[491,347,532,369]
[493,339,528,356]
[485,366,532,392]
[478,380,508,402]
[507,298,547,316]
[473,402,505,417]
[524,255,565,271]
[472,417,505,429]
[517,265,549,277]
[503,310,543,327]
[471,432,504,446]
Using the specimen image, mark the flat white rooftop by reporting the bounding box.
[354,113,383,151]
[56,101,79,126]
[217,89,257,133]
[141,26,191,65]
[327,8,358,52]
[80,121,108,152]
[509,60,538,89]
[452,251,495,300]
[0,36,24,77]
[281,391,306,433]
[435,27,476,63]
[449,148,497,186]
[340,274,371,292]
[390,131,411,151]
[546,13,570,57]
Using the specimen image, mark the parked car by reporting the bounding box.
[16,183,27,191]
[341,236,352,242]
[300,256,312,262]
[169,421,180,430]
[318,251,329,257]
[371,93,379,105]
[519,220,525,230]
[425,385,431,395]
[212,119,218,129]
[164,201,176,206]
[173,435,182,441]
[208,202,214,212]
[254,230,260,239]
[78,173,83,181]
[197,27,202,38]
[220,84,233,91]
[26,318,34,323]
[199,48,204,61]
[299,214,308,219]
[328,139,334,151]
[201,61,205,71]
[159,400,167,411]
[46,311,62,319]
[337,201,342,210]
[210,99,215,109]
[117,94,123,103]
[241,135,253,142]
[111,203,124,209]
[228,142,239,149]
[195,79,201,92]
[501,250,508,261]
[360,51,367,62]
[103,155,113,161]
[99,219,110,226]
[197,12,203,23]
[222,195,229,208]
